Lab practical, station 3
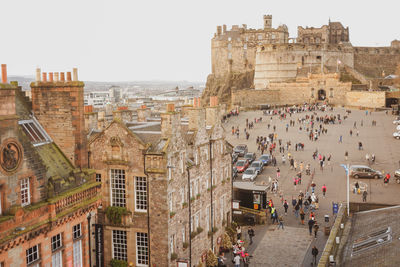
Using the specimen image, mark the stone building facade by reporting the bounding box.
[0,65,101,267]
[89,98,232,267]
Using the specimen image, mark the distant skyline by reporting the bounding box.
[1,0,399,82]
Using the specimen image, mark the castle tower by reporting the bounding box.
[263,15,272,29]
[31,68,88,168]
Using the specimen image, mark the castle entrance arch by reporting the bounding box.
[318,89,326,101]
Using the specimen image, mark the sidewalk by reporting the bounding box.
[301,229,329,267]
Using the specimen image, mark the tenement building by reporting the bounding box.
[203,14,400,109]
[0,65,101,266]
[89,97,232,266]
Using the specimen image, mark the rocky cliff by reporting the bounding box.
[201,71,254,108]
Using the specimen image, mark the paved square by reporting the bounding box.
[224,107,400,266]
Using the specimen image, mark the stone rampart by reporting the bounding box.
[345,91,385,108]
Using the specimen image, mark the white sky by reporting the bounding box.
[1,0,399,82]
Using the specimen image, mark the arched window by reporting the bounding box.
[311,88,315,98]
[329,88,334,98]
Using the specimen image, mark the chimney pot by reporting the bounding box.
[166,103,175,112]
[42,72,47,82]
[60,72,65,82]
[54,72,59,82]
[67,72,72,81]
[49,72,54,82]
[72,68,78,81]
[1,64,7,83]
[36,68,41,81]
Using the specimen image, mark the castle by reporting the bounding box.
[203,15,400,108]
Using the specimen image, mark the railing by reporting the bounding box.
[54,183,99,214]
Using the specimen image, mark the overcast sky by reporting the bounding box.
[1,0,399,82]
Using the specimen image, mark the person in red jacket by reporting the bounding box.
[322,184,327,197]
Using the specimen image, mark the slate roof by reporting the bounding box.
[342,205,400,267]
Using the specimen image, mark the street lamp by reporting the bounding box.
[340,164,350,216]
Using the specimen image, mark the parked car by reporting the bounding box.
[250,161,263,174]
[242,167,258,181]
[233,144,248,157]
[396,125,400,131]
[349,165,383,179]
[232,152,239,164]
[258,154,271,166]
[394,169,400,184]
[244,152,256,163]
[393,120,400,125]
[394,132,400,140]
[232,167,238,180]
[235,159,250,173]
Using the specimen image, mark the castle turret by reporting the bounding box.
[264,15,272,29]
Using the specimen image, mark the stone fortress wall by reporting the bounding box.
[205,14,400,109]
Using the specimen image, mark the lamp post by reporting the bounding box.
[340,164,350,216]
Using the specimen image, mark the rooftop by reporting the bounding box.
[342,205,400,266]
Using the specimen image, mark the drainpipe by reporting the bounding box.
[144,153,151,266]
[209,140,214,252]
[87,212,92,267]
[187,167,192,267]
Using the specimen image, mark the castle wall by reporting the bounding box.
[345,91,386,108]
[231,89,280,108]
[254,44,354,89]
[353,46,400,78]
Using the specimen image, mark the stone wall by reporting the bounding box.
[254,44,354,89]
[353,47,400,78]
[231,89,280,108]
[345,91,386,108]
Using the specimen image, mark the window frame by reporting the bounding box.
[51,233,63,252]
[26,244,40,266]
[21,177,31,207]
[136,232,149,266]
[110,169,126,207]
[135,176,147,212]
[112,230,128,262]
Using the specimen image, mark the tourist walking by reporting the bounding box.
[300,209,305,225]
[277,216,284,230]
[248,227,254,245]
[363,190,368,202]
[283,200,289,215]
[312,246,319,265]
[308,219,315,236]
[322,184,327,197]
[314,222,319,239]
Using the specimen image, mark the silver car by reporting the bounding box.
[242,167,258,181]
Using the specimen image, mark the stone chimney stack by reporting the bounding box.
[161,103,181,138]
[0,64,17,118]
[206,96,220,127]
[31,67,87,168]
[188,106,206,131]
[1,64,7,83]
[36,68,41,81]
[137,105,150,122]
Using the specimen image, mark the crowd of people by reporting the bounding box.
[223,102,397,265]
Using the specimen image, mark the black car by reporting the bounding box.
[244,152,256,163]
[233,144,248,157]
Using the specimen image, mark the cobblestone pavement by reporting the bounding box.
[224,107,400,266]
